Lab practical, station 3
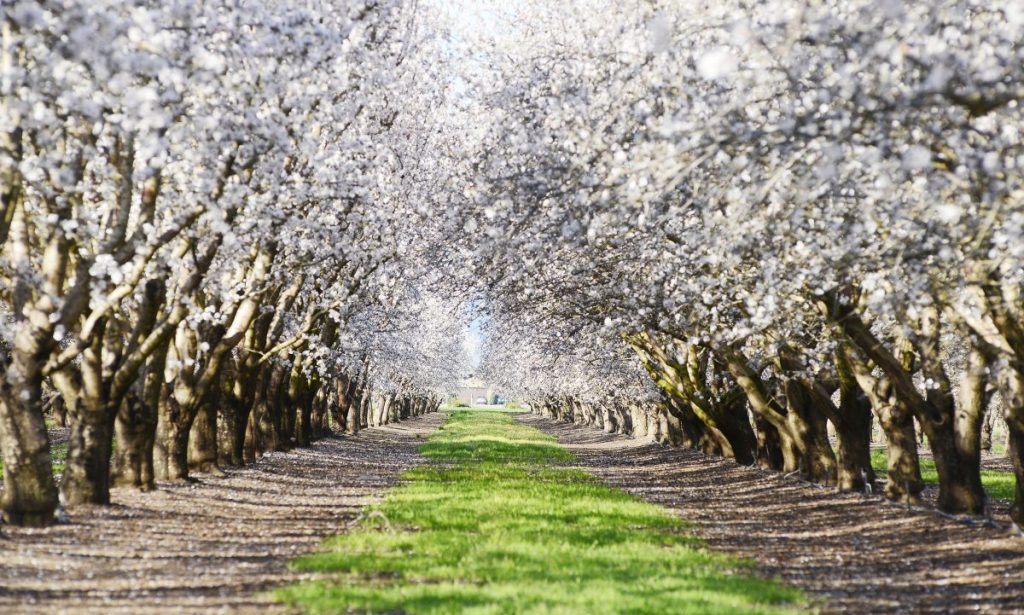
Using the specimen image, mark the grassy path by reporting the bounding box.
[277,410,803,614]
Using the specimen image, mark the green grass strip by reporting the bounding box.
[870,450,1016,501]
[276,410,804,614]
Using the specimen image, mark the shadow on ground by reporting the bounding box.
[0,414,444,614]
[518,414,1024,615]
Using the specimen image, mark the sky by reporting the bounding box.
[420,0,505,376]
[419,0,517,378]
[462,313,484,371]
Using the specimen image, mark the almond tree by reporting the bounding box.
[0,0,471,524]
[445,0,1024,520]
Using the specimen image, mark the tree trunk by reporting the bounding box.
[1009,431,1024,526]
[831,414,874,492]
[630,404,649,438]
[615,404,633,435]
[377,396,391,426]
[153,391,191,482]
[244,407,261,463]
[268,366,289,451]
[289,364,312,447]
[924,422,985,514]
[830,299,983,513]
[0,392,58,526]
[834,350,876,491]
[327,384,344,433]
[724,352,804,474]
[650,407,669,445]
[244,366,272,461]
[386,395,397,425]
[111,347,165,491]
[631,338,756,462]
[662,410,685,446]
[51,395,68,428]
[312,387,330,438]
[0,214,65,525]
[62,408,115,505]
[188,399,221,475]
[217,363,250,467]
[981,412,994,452]
[218,392,246,467]
[112,391,157,491]
[601,405,616,434]
[646,405,661,440]
[878,394,924,502]
[912,316,985,515]
[361,391,372,428]
[269,367,294,451]
[778,356,837,484]
[56,328,119,507]
[716,396,757,464]
[992,366,1024,525]
[841,346,923,502]
[754,416,784,470]
[345,387,361,435]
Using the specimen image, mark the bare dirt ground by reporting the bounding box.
[519,414,1024,615]
[0,413,443,615]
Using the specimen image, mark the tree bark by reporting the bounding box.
[630,404,649,438]
[111,388,157,491]
[218,384,246,467]
[270,366,291,451]
[775,351,837,484]
[823,294,981,512]
[754,415,785,471]
[833,351,876,491]
[912,309,985,514]
[0,395,57,526]
[57,321,118,507]
[153,389,192,482]
[629,337,756,463]
[188,398,221,475]
[981,412,994,452]
[0,187,63,524]
[110,284,169,491]
[345,381,362,435]
[724,351,806,474]
[289,362,312,447]
[841,345,923,502]
[995,366,1024,525]
[62,408,115,505]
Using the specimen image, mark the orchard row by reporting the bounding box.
[0,1,464,526]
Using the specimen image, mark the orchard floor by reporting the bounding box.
[519,414,1024,614]
[0,413,445,614]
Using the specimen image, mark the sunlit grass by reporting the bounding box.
[50,442,68,475]
[276,410,804,614]
[0,442,67,476]
[870,450,1016,501]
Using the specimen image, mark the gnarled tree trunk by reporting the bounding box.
[0,389,58,526]
[188,398,221,475]
[153,389,192,482]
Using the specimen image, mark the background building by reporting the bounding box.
[453,377,493,405]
